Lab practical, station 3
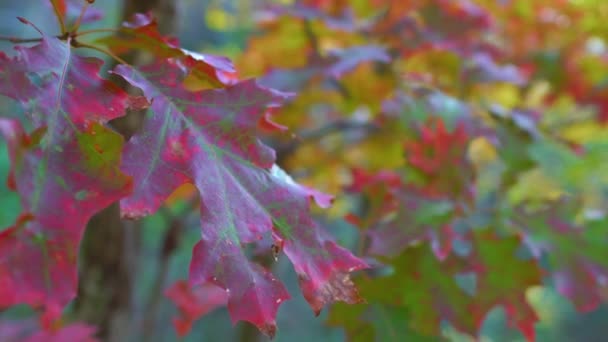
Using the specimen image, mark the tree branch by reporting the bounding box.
[0,35,43,43]
[141,196,198,340]
[75,1,180,341]
[302,19,351,99]
[275,119,380,165]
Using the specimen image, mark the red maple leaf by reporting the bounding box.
[0,317,96,342]
[96,12,237,88]
[404,117,474,200]
[0,29,133,321]
[165,280,228,337]
[47,0,103,26]
[112,59,367,336]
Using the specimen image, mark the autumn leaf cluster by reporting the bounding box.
[0,0,607,341]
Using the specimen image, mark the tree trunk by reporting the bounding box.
[74,204,133,341]
[74,1,179,341]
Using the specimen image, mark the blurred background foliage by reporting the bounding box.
[1,0,608,341]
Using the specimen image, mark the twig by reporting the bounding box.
[49,0,67,34]
[302,19,351,99]
[141,196,199,340]
[75,41,131,66]
[75,28,123,37]
[71,1,92,33]
[303,19,321,60]
[302,119,379,141]
[275,119,379,164]
[0,35,43,43]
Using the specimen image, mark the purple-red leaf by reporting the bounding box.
[0,119,131,321]
[463,53,526,85]
[0,33,132,319]
[95,12,236,88]
[47,0,103,26]
[0,35,130,135]
[327,45,391,78]
[165,280,228,337]
[0,317,96,342]
[112,59,367,335]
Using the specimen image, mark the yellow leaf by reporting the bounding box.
[205,8,235,31]
[507,168,564,206]
[524,81,551,108]
[472,83,521,109]
[467,136,497,169]
[560,121,608,144]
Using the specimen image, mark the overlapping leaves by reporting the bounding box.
[112,58,366,336]
[240,2,608,340]
[0,30,132,320]
[0,2,367,338]
[1,0,608,340]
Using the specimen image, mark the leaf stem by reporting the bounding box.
[302,19,351,99]
[75,41,130,66]
[275,119,379,165]
[0,35,43,43]
[50,0,67,34]
[75,28,123,37]
[141,197,198,339]
[16,17,44,36]
[71,1,91,33]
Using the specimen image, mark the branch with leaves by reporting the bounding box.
[0,0,367,340]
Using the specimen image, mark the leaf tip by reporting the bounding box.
[260,322,277,339]
[299,270,365,316]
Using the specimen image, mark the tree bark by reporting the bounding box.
[74,1,179,341]
[74,204,133,341]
